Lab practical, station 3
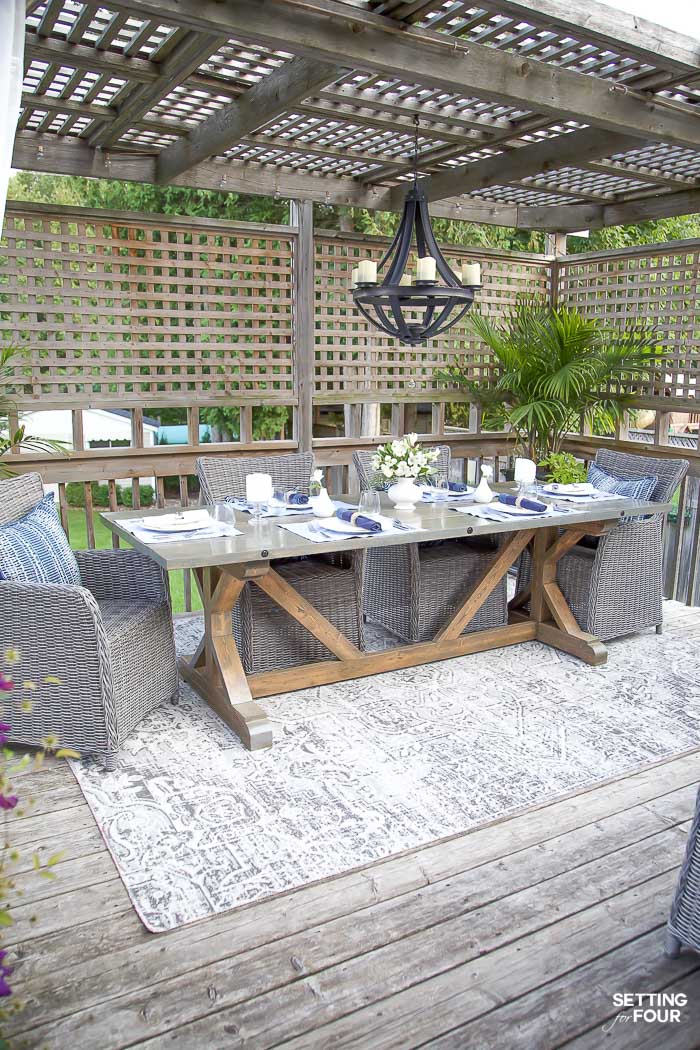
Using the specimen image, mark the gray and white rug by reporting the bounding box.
[71,601,700,932]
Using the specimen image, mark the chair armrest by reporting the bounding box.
[0,579,116,753]
[75,548,170,604]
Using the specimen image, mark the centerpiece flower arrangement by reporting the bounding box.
[371,434,439,511]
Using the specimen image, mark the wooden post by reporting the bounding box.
[654,410,672,446]
[546,230,567,308]
[291,199,314,453]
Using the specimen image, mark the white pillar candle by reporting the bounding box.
[416,256,437,281]
[514,458,537,486]
[245,472,273,502]
[351,266,359,287]
[462,262,482,285]
[398,273,412,286]
[357,259,377,283]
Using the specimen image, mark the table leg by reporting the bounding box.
[525,524,608,666]
[179,566,274,751]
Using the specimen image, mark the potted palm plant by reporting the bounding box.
[439,298,661,463]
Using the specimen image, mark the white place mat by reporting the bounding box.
[120,517,242,545]
[278,515,423,543]
[454,502,564,523]
[540,490,630,504]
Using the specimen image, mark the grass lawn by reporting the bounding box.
[66,507,202,614]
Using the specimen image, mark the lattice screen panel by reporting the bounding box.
[315,234,550,400]
[0,207,295,406]
[557,245,700,402]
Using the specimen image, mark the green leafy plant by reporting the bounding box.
[538,451,588,484]
[439,299,661,460]
[1,344,65,476]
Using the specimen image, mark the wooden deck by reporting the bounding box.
[7,749,700,1048]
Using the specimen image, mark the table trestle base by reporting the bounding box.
[181,523,609,750]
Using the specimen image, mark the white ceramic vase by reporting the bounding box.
[311,488,335,517]
[387,476,421,512]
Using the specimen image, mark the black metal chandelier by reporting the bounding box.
[351,120,481,347]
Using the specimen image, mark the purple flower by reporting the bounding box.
[0,950,13,996]
[0,723,11,745]
[0,795,18,811]
[0,675,13,693]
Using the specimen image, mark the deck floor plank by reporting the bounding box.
[7,748,700,1049]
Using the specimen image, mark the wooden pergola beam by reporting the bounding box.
[12,130,523,225]
[475,0,700,76]
[156,58,346,184]
[105,0,700,150]
[88,30,227,149]
[393,128,644,206]
[521,186,700,230]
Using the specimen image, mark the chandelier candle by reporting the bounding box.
[357,260,377,284]
[462,262,482,285]
[416,256,437,282]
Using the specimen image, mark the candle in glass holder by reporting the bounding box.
[514,458,537,493]
[351,266,359,288]
[416,256,437,281]
[245,472,273,503]
[462,262,482,285]
[357,259,377,283]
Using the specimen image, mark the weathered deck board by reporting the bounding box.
[8,749,700,1049]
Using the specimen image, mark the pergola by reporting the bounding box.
[17,0,700,232]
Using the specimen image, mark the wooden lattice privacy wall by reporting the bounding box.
[557,242,700,408]
[0,205,296,407]
[2,203,700,415]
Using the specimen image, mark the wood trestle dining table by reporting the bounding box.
[103,492,665,753]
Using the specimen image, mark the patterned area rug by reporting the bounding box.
[71,601,700,932]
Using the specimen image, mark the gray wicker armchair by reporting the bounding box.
[196,453,364,671]
[0,473,178,770]
[517,449,689,640]
[353,448,507,642]
[666,788,700,959]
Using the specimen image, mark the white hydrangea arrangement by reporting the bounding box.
[371,433,440,481]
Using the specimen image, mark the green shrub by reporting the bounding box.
[65,481,111,507]
[119,483,155,507]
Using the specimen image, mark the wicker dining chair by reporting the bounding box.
[666,787,700,959]
[353,448,507,642]
[516,449,689,640]
[196,453,364,671]
[0,473,178,770]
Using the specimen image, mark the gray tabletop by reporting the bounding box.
[101,492,666,572]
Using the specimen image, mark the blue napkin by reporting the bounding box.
[448,481,469,492]
[274,489,309,505]
[498,493,548,513]
[335,507,382,533]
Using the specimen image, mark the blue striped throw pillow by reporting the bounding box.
[0,493,81,586]
[587,462,658,501]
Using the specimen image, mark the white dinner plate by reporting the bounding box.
[140,517,213,534]
[542,483,596,496]
[316,516,377,534]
